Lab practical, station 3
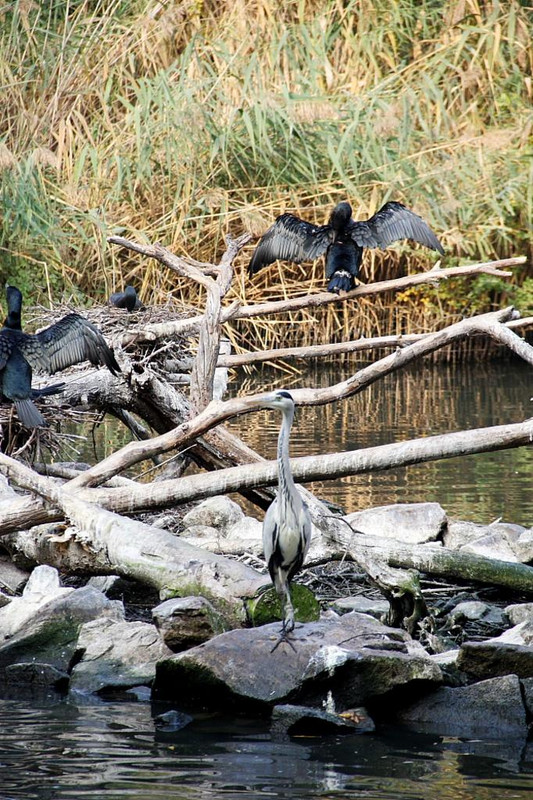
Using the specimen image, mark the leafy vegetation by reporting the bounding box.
[0,0,531,344]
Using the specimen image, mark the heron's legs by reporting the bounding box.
[270,585,297,653]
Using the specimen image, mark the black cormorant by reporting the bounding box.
[108,285,142,312]
[248,201,444,293]
[0,286,120,428]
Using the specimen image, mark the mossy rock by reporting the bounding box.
[246,585,320,627]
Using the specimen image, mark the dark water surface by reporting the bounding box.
[229,359,533,526]
[1,698,532,800]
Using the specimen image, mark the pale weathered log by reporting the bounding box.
[327,528,533,595]
[109,255,523,346]
[217,315,533,368]
[235,258,522,319]
[1,419,531,534]
[0,454,265,617]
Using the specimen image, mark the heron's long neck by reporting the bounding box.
[277,406,297,507]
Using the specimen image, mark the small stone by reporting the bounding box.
[331,596,389,619]
[154,709,193,731]
[505,603,533,626]
[271,703,375,739]
[152,597,226,651]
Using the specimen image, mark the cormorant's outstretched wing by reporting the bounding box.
[248,214,335,276]
[20,314,121,376]
[349,202,444,254]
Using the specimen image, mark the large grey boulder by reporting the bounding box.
[0,569,123,679]
[153,611,442,712]
[398,674,528,738]
[69,618,172,695]
[457,622,533,679]
[344,503,446,545]
[152,596,226,651]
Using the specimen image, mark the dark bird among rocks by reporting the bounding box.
[0,286,121,428]
[248,201,444,294]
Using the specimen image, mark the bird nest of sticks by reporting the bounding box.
[1,295,197,459]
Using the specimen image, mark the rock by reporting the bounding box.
[0,556,30,595]
[428,649,466,686]
[344,503,446,545]
[445,519,533,562]
[246,585,320,627]
[0,565,75,641]
[271,703,375,738]
[124,685,152,702]
[457,634,533,680]
[182,496,244,536]
[69,618,172,695]
[154,709,193,731]
[331,596,389,619]
[447,600,506,627]
[182,516,263,557]
[87,575,124,595]
[4,662,69,692]
[398,674,528,738]
[0,583,124,680]
[505,603,533,626]
[153,611,442,712]
[152,597,226,651]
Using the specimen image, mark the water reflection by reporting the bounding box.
[229,360,533,526]
[0,699,532,799]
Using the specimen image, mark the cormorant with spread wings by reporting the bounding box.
[248,201,444,294]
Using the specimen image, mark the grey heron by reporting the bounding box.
[0,285,120,427]
[262,389,312,645]
[248,200,444,293]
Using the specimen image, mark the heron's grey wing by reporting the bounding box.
[248,214,334,275]
[20,314,121,376]
[262,499,279,569]
[349,202,444,254]
[300,504,312,560]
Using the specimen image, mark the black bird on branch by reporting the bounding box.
[0,286,120,428]
[248,201,445,294]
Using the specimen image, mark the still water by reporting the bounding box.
[1,698,533,800]
[2,360,532,798]
[229,359,533,527]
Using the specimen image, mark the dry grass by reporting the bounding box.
[0,0,531,348]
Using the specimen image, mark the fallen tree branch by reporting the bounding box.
[217,315,533,367]
[1,419,531,533]
[330,529,533,595]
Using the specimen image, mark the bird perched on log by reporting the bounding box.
[108,285,143,312]
[262,390,312,648]
[0,285,121,428]
[248,200,444,294]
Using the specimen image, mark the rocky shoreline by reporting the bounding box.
[0,498,532,743]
